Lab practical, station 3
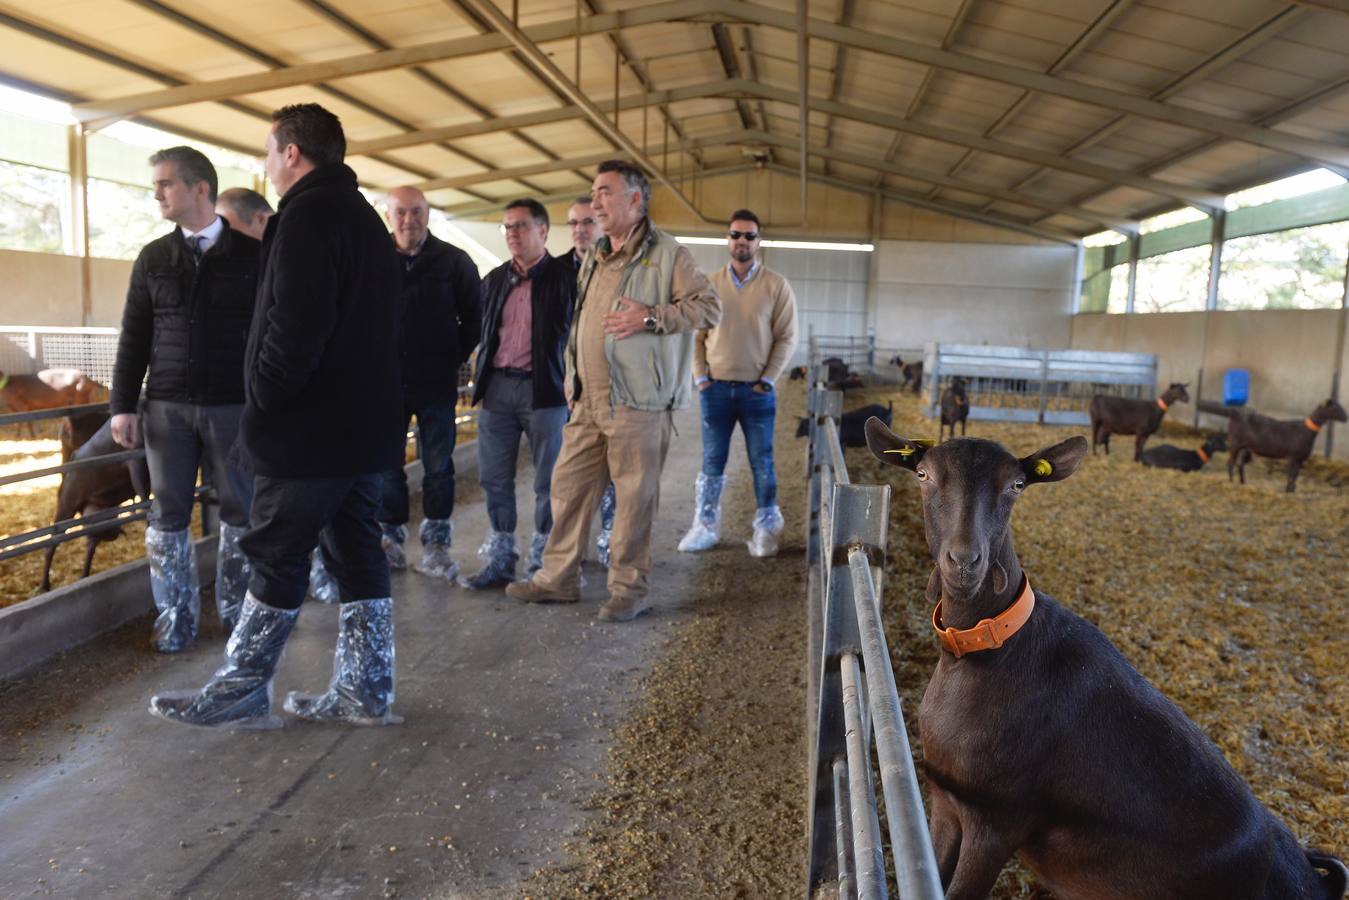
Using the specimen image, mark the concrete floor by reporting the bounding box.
[0,405,757,899]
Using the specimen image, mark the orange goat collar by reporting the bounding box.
[1156,397,1169,411]
[1196,446,1210,464]
[932,575,1035,658]
[1305,417,1321,432]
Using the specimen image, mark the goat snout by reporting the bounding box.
[945,547,982,570]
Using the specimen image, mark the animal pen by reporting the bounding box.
[919,343,1159,427]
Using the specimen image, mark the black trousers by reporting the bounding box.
[241,473,389,610]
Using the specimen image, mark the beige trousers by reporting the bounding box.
[533,401,673,600]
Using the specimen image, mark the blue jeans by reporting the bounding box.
[378,397,458,543]
[699,380,777,509]
[476,374,568,534]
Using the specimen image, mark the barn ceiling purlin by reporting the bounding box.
[2,0,1349,238]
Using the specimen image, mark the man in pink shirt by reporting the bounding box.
[462,199,576,589]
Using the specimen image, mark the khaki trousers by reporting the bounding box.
[534,401,673,600]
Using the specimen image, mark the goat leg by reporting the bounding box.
[82,537,98,577]
[39,545,56,593]
[1134,433,1148,463]
[942,821,1014,900]
[1285,459,1302,494]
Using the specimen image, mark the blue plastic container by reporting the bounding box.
[1223,369,1249,406]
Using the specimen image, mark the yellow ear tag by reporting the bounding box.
[883,446,917,456]
[1034,458,1053,477]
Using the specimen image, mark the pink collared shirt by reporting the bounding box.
[492,256,540,370]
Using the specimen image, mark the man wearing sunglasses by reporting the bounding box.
[681,210,798,557]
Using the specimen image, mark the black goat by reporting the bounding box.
[939,376,969,441]
[1089,382,1190,461]
[893,355,923,394]
[795,402,892,447]
[1140,433,1227,472]
[865,419,1348,900]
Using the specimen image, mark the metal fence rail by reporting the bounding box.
[922,342,1159,426]
[803,338,943,900]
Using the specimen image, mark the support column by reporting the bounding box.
[1196,211,1224,426]
[67,123,92,325]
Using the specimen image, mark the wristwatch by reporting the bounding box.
[758,379,773,393]
[642,313,658,333]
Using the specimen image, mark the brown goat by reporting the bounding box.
[892,355,924,394]
[1227,398,1347,493]
[39,414,152,593]
[939,376,969,441]
[864,418,1347,900]
[0,368,102,437]
[1088,382,1189,461]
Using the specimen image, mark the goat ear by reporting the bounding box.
[865,417,929,471]
[1020,435,1088,485]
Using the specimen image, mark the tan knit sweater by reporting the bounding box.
[694,263,799,383]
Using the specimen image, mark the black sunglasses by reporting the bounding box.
[727,230,759,240]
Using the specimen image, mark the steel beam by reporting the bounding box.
[730,0,1349,170]
[70,0,720,126]
[458,0,713,223]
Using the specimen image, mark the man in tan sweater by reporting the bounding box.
[680,209,799,557]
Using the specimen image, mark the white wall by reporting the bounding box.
[872,241,1077,350]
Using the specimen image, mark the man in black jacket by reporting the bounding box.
[151,103,405,729]
[110,146,258,652]
[461,199,575,590]
[378,186,481,579]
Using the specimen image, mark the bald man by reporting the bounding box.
[216,187,273,241]
[378,186,482,579]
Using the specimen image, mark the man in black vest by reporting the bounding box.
[151,103,405,729]
[110,146,258,652]
[461,199,575,589]
[378,186,481,579]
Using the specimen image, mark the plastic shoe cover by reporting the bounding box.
[149,593,299,729]
[677,473,726,553]
[746,506,785,558]
[460,531,518,590]
[419,517,452,548]
[309,550,340,604]
[526,531,548,577]
[284,597,402,726]
[216,522,252,634]
[416,543,459,581]
[380,523,408,570]
[147,526,201,653]
[595,485,616,567]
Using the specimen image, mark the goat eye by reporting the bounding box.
[1011,479,1026,492]
[915,468,929,481]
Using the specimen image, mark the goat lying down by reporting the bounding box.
[864,417,1347,900]
[1140,432,1227,472]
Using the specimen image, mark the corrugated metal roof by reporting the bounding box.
[3,0,1348,237]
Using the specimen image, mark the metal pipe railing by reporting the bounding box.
[804,336,942,900]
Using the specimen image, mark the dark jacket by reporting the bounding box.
[241,164,404,479]
[110,223,259,414]
[396,233,482,408]
[471,252,575,410]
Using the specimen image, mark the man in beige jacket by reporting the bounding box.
[506,160,720,621]
[679,209,799,557]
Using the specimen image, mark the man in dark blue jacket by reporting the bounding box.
[110,146,258,652]
[461,199,575,589]
[377,186,481,579]
[151,103,405,729]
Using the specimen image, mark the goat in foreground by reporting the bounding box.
[864,417,1347,900]
[1088,382,1189,461]
[1227,398,1346,493]
[1140,432,1227,471]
